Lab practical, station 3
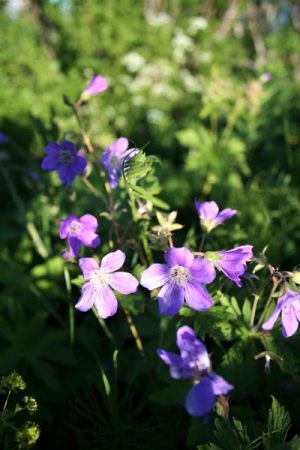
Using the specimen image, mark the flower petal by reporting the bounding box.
[282,306,299,338]
[195,200,219,221]
[164,247,194,268]
[209,374,234,395]
[185,281,214,311]
[109,137,129,155]
[213,208,237,226]
[72,155,87,174]
[157,281,185,316]
[101,250,126,272]
[41,156,60,171]
[58,166,76,185]
[75,282,96,312]
[108,272,139,294]
[157,349,191,379]
[262,301,285,331]
[176,326,210,372]
[94,284,118,319]
[190,258,216,284]
[44,141,61,156]
[140,264,170,290]
[59,215,78,238]
[185,378,215,417]
[79,214,98,231]
[79,257,99,279]
[67,236,81,258]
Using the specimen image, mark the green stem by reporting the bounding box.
[92,307,115,344]
[64,266,74,346]
[199,233,207,252]
[257,280,280,328]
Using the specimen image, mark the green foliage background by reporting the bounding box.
[0,0,300,448]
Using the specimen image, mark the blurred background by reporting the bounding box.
[0,0,300,448]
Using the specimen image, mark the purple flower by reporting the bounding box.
[157,326,234,416]
[195,200,237,233]
[75,251,139,319]
[41,141,87,185]
[262,289,300,338]
[140,247,216,316]
[82,75,108,98]
[60,214,101,259]
[205,245,253,287]
[101,137,137,189]
[261,72,272,83]
[0,132,8,143]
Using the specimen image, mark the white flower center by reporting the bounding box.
[169,265,190,286]
[67,221,82,237]
[91,268,110,287]
[109,154,121,169]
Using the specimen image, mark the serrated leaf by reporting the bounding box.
[262,396,291,450]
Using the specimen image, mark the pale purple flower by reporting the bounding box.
[75,251,139,319]
[211,245,253,287]
[102,137,137,189]
[261,72,272,83]
[195,200,237,233]
[0,132,8,143]
[157,326,234,416]
[140,247,216,316]
[60,214,100,259]
[41,141,87,185]
[262,289,300,338]
[82,75,108,97]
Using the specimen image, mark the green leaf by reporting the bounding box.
[262,396,291,450]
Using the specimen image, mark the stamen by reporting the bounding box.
[170,265,190,286]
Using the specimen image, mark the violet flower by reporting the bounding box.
[262,289,300,338]
[158,326,233,416]
[205,245,253,287]
[41,141,87,185]
[60,214,100,259]
[195,200,237,233]
[0,132,8,143]
[102,137,137,189]
[82,75,108,98]
[140,247,216,316]
[75,251,139,319]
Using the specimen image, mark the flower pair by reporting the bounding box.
[158,326,233,416]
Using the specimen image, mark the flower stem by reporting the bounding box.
[92,306,115,344]
[257,279,281,328]
[199,233,207,252]
[123,307,152,377]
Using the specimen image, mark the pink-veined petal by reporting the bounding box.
[108,271,139,294]
[140,263,170,290]
[101,250,125,272]
[94,284,118,319]
[157,281,185,316]
[79,257,100,279]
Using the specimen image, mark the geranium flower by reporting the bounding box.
[157,326,234,416]
[101,137,137,189]
[195,200,237,233]
[75,251,139,319]
[262,289,300,338]
[205,245,253,287]
[59,214,100,259]
[81,75,108,98]
[41,141,87,185]
[0,132,8,143]
[140,247,216,316]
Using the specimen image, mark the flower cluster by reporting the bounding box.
[39,74,300,424]
[157,326,234,416]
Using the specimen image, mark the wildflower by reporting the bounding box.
[157,326,233,416]
[140,247,216,316]
[261,72,272,83]
[195,200,237,233]
[59,214,100,259]
[81,75,108,99]
[262,289,300,338]
[75,251,139,319]
[0,132,8,143]
[101,137,137,189]
[205,245,253,287]
[41,141,87,185]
